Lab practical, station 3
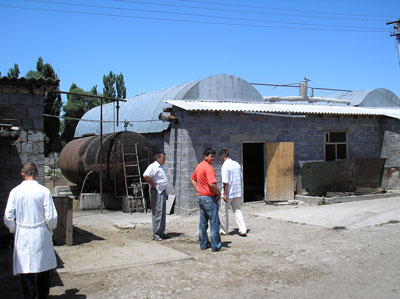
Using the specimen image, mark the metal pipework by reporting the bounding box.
[263,96,351,105]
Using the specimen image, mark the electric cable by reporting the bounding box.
[114,0,390,22]
[17,0,389,30]
[1,5,390,32]
[175,0,397,19]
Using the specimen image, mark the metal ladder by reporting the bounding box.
[122,144,147,214]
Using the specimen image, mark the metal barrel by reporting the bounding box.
[59,131,155,194]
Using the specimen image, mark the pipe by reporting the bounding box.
[263,96,351,105]
[76,171,94,211]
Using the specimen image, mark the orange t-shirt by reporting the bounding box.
[191,160,217,196]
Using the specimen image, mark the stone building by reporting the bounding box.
[75,74,400,214]
[0,76,59,236]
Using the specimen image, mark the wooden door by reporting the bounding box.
[265,142,294,202]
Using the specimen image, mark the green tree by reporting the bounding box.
[102,71,127,100]
[7,64,20,78]
[61,83,99,144]
[61,71,126,145]
[26,57,62,154]
[103,71,116,98]
[116,73,126,99]
[90,84,98,96]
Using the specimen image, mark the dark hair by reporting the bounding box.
[154,152,166,160]
[21,162,38,177]
[203,148,216,156]
[218,149,229,157]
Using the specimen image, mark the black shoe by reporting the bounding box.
[201,243,211,250]
[212,247,227,252]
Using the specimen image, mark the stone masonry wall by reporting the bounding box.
[0,78,58,235]
[164,108,388,214]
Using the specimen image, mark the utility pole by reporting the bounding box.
[387,19,400,71]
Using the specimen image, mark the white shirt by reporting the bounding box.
[4,180,58,275]
[143,161,168,193]
[221,158,242,199]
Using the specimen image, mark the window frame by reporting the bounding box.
[324,131,348,161]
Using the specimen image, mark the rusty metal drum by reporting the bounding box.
[59,131,155,194]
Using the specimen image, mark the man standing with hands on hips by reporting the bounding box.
[143,152,168,241]
[191,148,223,252]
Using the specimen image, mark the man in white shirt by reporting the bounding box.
[143,152,168,241]
[4,161,58,299]
[218,149,247,237]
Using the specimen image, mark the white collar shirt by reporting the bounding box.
[221,158,242,199]
[143,161,168,193]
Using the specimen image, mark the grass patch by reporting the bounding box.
[318,197,330,205]
[377,219,400,226]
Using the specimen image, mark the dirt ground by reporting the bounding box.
[1,200,400,299]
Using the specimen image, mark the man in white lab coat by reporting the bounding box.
[4,161,58,299]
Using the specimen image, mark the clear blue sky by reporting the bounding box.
[1,0,399,103]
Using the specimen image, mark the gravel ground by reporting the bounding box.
[1,201,400,299]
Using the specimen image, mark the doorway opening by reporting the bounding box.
[242,142,265,202]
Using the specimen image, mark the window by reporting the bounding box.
[325,131,347,161]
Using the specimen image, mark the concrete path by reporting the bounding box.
[255,197,400,229]
[55,210,191,275]
[72,209,185,227]
[56,240,191,275]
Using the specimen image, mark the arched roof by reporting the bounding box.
[323,88,400,107]
[74,74,264,137]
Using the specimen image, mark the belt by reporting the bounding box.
[16,220,45,228]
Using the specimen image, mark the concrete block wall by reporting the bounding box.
[164,108,387,214]
[381,118,400,167]
[379,118,400,189]
[0,78,59,235]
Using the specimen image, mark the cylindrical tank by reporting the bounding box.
[59,131,155,194]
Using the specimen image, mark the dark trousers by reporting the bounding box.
[21,269,52,299]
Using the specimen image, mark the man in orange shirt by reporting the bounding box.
[191,148,223,252]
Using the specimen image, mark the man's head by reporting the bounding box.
[154,152,166,165]
[21,162,38,180]
[218,149,230,161]
[203,148,216,164]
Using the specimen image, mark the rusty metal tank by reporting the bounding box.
[59,131,155,194]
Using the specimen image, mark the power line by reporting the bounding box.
[175,0,396,19]
[114,0,388,22]
[44,113,155,123]
[19,0,389,31]
[1,5,390,33]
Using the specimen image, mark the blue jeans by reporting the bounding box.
[198,196,222,252]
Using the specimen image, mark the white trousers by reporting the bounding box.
[219,197,247,235]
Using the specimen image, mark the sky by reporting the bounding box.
[1,0,400,105]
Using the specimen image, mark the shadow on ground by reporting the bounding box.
[49,288,87,298]
[163,232,183,239]
[72,227,105,245]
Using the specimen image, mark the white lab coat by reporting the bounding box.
[3,180,58,275]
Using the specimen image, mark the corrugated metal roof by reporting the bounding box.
[165,100,400,120]
[322,88,400,107]
[0,76,60,84]
[74,74,264,137]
